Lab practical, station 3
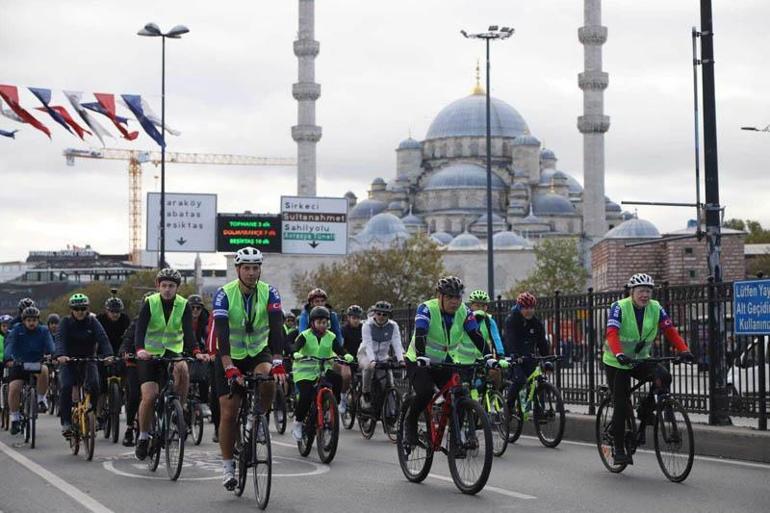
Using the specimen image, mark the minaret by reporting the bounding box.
[292,0,322,196]
[578,0,609,241]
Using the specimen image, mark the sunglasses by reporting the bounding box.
[374,312,388,317]
[191,305,202,310]
[72,306,88,312]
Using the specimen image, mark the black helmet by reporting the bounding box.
[436,276,464,296]
[156,267,182,285]
[105,297,124,313]
[373,301,393,315]
[284,310,296,320]
[21,306,40,320]
[346,305,364,317]
[307,288,328,303]
[18,297,35,312]
[47,313,61,324]
[187,294,203,307]
[309,306,331,323]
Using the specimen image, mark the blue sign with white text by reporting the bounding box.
[733,279,770,335]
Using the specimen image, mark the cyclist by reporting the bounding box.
[12,298,36,328]
[283,311,298,339]
[212,247,285,490]
[55,293,113,437]
[290,306,354,441]
[403,276,486,445]
[468,290,506,389]
[3,306,54,434]
[342,305,364,357]
[97,297,130,356]
[358,301,404,411]
[47,313,61,338]
[134,268,200,461]
[504,292,551,411]
[188,294,213,418]
[0,314,12,360]
[604,273,695,465]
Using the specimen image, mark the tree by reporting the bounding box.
[505,238,589,298]
[291,234,446,310]
[724,218,770,243]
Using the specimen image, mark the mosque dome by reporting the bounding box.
[540,148,556,161]
[532,193,578,215]
[355,213,409,246]
[349,199,387,220]
[424,163,506,190]
[397,137,421,150]
[604,217,661,239]
[493,231,532,249]
[371,177,386,186]
[401,212,424,226]
[425,93,529,140]
[540,169,583,194]
[605,200,622,212]
[512,134,541,146]
[430,231,454,246]
[387,201,403,210]
[447,232,483,250]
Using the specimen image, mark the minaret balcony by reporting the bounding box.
[578,26,608,45]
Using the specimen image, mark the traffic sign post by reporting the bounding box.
[146,192,217,253]
[280,196,348,255]
[216,213,282,253]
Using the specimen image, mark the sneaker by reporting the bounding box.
[122,428,135,447]
[222,468,237,491]
[135,438,149,461]
[291,421,303,442]
[37,398,48,414]
[10,420,21,435]
[61,424,73,438]
[613,451,634,465]
[200,404,212,418]
[212,432,219,443]
[339,397,348,415]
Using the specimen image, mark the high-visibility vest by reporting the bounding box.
[405,299,473,364]
[602,297,661,370]
[222,279,270,359]
[145,293,187,356]
[292,328,335,382]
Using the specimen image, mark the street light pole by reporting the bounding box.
[138,22,189,269]
[461,26,514,298]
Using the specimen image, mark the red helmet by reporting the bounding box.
[516,292,537,308]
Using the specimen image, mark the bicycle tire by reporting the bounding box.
[28,392,38,449]
[484,390,510,457]
[654,397,695,483]
[595,394,628,474]
[235,418,248,497]
[273,387,287,435]
[381,387,401,443]
[84,410,96,461]
[316,388,339,463]
[110,382,121,444]
[252,414,272,510]
[0,385,7,430]
[148,409,161,472]
[447,398,493,495]
[165,398,185,481]
[507,394,524,444]
[47,378,58,416]
[102,394,111,441]
[396,395,433,483]
[533,382,565,448]
[341,387,356,430]
[358,410,376,440]
[192,403,204,446]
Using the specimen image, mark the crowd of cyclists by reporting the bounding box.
[0,244,698,501]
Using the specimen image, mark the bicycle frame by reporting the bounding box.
[425,372,464,451]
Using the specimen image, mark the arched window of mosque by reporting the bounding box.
[439,142,448,158]
[502,141,511,157]
[444,218,452,232]
[454,140,462,157]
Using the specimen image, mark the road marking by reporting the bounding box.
[273,440,298,449]
[427,473,536,499]
[519,435,770,470]
[0,439,116,513]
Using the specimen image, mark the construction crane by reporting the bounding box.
[63,147,295,262]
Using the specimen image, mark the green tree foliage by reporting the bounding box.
[291,234,445,310]
[724,218,770,243]
[505,238,589,298]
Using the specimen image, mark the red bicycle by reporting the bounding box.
[396,361,493,495]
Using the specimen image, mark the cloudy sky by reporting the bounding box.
[1,0,768,269]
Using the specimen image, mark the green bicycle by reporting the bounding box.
[471,358,509,457]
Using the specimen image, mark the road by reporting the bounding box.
[0,413,768,513]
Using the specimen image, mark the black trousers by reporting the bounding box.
[405,361,454,425]
[208,362,220,431]
[294,370,342,422]
[605,362,671,453]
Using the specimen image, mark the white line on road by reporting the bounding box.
[0,439,117,513]
[273,440,299,449]
[427,473,536,499]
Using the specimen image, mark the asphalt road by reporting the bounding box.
[0,412,768,513]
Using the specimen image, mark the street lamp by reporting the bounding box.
[461,25,514,298]
[138,22,189,269]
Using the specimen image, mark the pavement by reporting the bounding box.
[1,413,769,513]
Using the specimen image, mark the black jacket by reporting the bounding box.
[504,308,549,357]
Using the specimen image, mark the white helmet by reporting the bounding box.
[627,273,655,289]
[234,246,263,266]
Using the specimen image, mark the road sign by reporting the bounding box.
[733,279,770,335]
[280,196,348,255]
[216,213,282,253]
[146,192,217,253]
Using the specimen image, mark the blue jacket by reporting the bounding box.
[298,303,343,343]
[3,324,55,363]
[55,314,113,358]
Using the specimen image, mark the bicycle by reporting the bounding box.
[272,361,293,435]
[46,362,59,416]
[596,356,695,482]
[6,360,47,447]
[186,381,206,446]
[232,374,273,510]
[0,371,9,431]
[66,357,104,460]
[356,359,403,442]
[396,361,494,495]
[472,357,510,457]
[341,360,360,430]
[505,355,566,448]
[101,364,123,444]
[295,356,346,464]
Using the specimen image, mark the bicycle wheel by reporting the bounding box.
[381,387,401,442]
[507,395,524,443]
[84,410,96,461]
[484,390,510,457]
[165,398,185,481]
[110,381,121,444]
[447,398,493,495]
[595,395,628,473]
[298,418,314,457]
[235,416,248,497]
[654,398,695,483]
[358,406,376,440]
[0,384,7,430]
[192,402,204,446]
[102,396,111,440]
[396,395,433,483]
[341,387,356,430]
[27,392,37,448]
[533,382,566,448]
[273,387,287,435]
[148,409,161,472]
[316,388,339,463]
[47,378,58,416]
[252,414,272,510]
[70,408,81,456]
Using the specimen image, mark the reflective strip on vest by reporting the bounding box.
[602,297,661,370]
[222,279,270,359]
[145,293,187,356]
[293,328,335,382]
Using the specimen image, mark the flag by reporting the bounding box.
[82,102,130,125]
[39,106,92,140]
[93,93,138,141]
[121,94,165,148]
[0,128,18,138]
[64,90,112,146]
[0,84,51,138]
[28,87,73,135]
[0,97,23,122]
[126,96,180,136]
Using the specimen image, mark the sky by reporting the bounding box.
[1,0,769,269]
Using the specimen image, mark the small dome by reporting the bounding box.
[472,212,506,225]
[425,94,529,140]
[387,201,403,210]
[605,200,622,212]
[512,134,541,146]
[344,191,357,199]
[493,231,532,249]
[355,213,409,247]
[401,213,424,226]
[532,193,577,215]
[604,217,661,239]
[371,177,386,186]
[540,148,556,161]
[430,231,453,245]
[424,163,506,190]
[448,232,482,250]
[386,181,406,193]
[349,199,387,220]
[398,137,421,150]
[540,169,583,194]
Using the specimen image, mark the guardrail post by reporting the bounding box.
[759,335,768,431]
[587,287,596,415]
[554,290,562,390]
